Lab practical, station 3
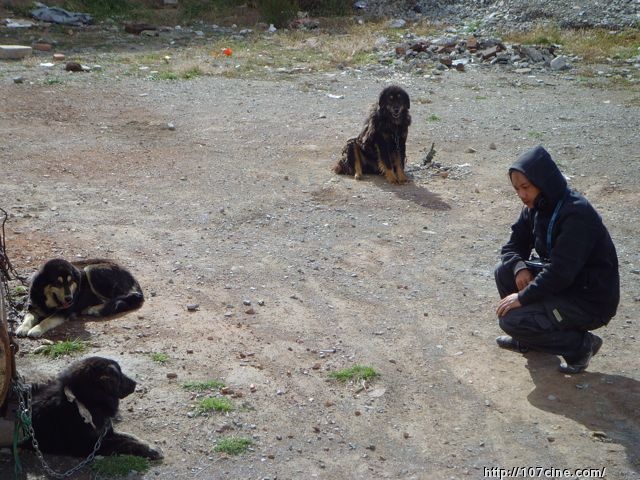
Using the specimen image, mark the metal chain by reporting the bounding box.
[12,375,111,479]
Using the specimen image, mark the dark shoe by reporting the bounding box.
[558,334,603,374]
[496,335,529,353]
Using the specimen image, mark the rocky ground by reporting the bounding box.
[0,2,639,480]
[364,0,639,30]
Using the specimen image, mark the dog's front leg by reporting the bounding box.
[376,145,398,184]
[393,151,409,183]
[396,131,409,183]
[100,432,164,460]
[26,314,67,338]
[15,312,38,337]
[353,146,364,181]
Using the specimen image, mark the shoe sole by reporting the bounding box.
[559,334,603,374]
[496,336,529,353]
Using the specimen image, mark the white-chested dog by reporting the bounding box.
[17,258,144,338]
[23,356,163,459]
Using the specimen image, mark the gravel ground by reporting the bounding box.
[0,5,639,480]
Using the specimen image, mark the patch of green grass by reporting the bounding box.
[475,95,488,101]
[329,365,380,383]
[527,131,544,139]
[44,78,63,85]
[180,66,204,79]
[91,455,150,476]
[258,0,298,28]
[196,396,234,414]
[625,96,640,107]
[34,340,86,358]
[154,66,205,80]
[179,0,245,22]
[349,50,379,68]
[150,352,169,364]
[137,53,164,64]
[156,71,179,80]
[465,20,483,34]
[573,29,640,62]
[9,285,28,304]
[299,0,350,16]
[65,0,142,19]
[183,380,226,391]
[426,113,441,122]
[505,26,640,63]
[214,437,253,455]
[7,4,34,17]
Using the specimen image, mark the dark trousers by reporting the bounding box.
[494,262,607,361]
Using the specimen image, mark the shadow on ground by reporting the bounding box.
[378,179,451,210]
[526,353,640,473]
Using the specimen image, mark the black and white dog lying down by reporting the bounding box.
[17,258,144,338]
[21,356,162,460]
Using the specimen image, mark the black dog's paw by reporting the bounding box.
[147,445,164,461]
[101,432,164,460]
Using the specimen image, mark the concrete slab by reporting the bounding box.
[0,45,32,60]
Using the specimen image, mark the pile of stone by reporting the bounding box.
[384,34,571,73]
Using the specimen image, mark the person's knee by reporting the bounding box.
[494,261,517,297]
[499,314,520,335]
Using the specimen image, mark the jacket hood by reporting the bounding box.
[509,145,568,209]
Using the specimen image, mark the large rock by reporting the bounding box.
[0,45,32,60]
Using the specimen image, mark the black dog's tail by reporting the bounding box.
[333,139,356,176]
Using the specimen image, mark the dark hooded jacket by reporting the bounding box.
[501,145,619,320]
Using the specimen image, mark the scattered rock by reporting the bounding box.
[33,42,53,52]
[64,61,84,72]
[124,23,158,35]
[550,55,571,71]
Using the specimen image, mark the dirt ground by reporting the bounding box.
[1,24,639,480]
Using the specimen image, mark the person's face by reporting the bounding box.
[510,170,541,209]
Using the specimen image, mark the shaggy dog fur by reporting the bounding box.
[16,258,144,338]
[22,356,162,459]
[333,85,412,184]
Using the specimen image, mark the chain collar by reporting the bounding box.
[12,375,111,479]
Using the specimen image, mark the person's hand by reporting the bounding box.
[496,293,522,317]
[515,268,534,291]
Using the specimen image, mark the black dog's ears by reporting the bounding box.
[378,90,387,108]
[98,363,121,390]
[378,87,410,109]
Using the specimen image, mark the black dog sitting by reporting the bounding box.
[21,356,162,460]
[334,85,412,184]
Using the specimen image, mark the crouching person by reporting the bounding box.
[495,145,619,374]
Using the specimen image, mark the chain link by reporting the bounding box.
[12,375,110,479]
